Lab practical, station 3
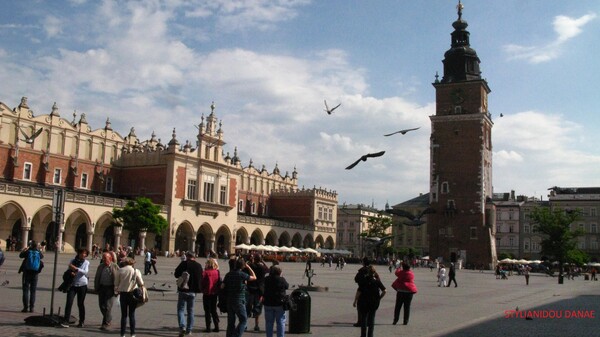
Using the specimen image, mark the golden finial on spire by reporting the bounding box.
[457,0,464,20]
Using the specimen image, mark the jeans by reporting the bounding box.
[227,300,247,337]
[264,305,286,337]
[177,292,196,333]
[64,285,87,323]
[98,284,115,325]
[22,271,39,310]
[120,292,137,336]
[394,291,414,324]
[203,294,219,329]
[144,261,151,275]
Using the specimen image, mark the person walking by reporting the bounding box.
[61,248,90,328]
[438,264,447,287]
[263,265,289,337]
[115,257,144,337]
[524,265,531,285]
[202,258,221,332]
[222,258,256,337]
[151,248,158,275]
[353,264,386,337]
[144,248,152,275]
[95,251,119,330]
[19,240,43,312]
[447,263,458,287]
[391,262,418,325]
[246,254,267,332]
[174,251,204,337]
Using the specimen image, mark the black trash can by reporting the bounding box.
[289,289,311,333]
[558,274,564,284]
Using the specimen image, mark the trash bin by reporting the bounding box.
[289,289,311,333]
[558,275,564,284]
[584,274,590,281]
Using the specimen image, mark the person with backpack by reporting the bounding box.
[353,264,386,337]
[222,257,257,337]
[174,251,203,337]
[19,240,44,313]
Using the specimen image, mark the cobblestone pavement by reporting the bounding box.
[0,252,598,337]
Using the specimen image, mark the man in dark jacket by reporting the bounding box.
[174,251,203,337]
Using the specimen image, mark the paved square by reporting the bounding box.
[0,252,598,337]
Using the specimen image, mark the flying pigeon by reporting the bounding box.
[324,100,341,115]
[19,127,43,144]
[385,207,435,226]
[345,151,385,170]
[363,235,395,247]
[383,127,420,137]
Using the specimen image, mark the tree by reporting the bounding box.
[530,207,585,283]
[360,212,394,257]
[113,197,168,246]
[363,212,393,238]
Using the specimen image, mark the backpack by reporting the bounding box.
[25,250,41,272]
[176,271,190,290]
[0,248,5,267]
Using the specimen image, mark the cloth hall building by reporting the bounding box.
[0,97,337,254]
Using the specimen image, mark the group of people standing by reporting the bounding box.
[173,252,290,337]
[19,241,146,337]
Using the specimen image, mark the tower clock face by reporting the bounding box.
[451,88,465,105]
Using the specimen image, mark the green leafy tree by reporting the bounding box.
[113,197,168,246]
[360,212,393,257]
[362,213,393,238]
[530,207,585,283]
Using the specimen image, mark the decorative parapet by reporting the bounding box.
[237,215,336,234]
[270,187,337,201]
[0,181,169,213]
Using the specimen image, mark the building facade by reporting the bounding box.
[493,191,524,258]
[336,204,391,257]
[427,5,497,268]
[548,187,600,261]
[0,97,336,254]
[390,193,430,256]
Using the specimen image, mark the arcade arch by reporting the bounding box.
[175,221,194,252]
[250,229,264,245]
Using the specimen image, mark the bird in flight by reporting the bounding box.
[19,127,43,144]
[383,127,420,137]
[385,207,436,226]
[324,100,341,115]
[345,151,385,170]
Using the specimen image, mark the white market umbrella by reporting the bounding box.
[302,248,319,254]
[234,243,251,250]
[278,246,293,253]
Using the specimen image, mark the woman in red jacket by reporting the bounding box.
[201,258,221,332]
[391,262,418,325]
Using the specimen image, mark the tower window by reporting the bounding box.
[441,182,449,194]
[454,106,462,114]
[238,200,244,212]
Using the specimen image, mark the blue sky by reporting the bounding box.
[1,0,599,208]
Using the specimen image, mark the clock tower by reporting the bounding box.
[428,1,497,268]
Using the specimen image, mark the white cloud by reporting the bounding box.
[43,15,62,37]
[554,13,597,43]
[503,13,596,63]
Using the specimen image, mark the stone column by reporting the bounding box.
[114,226,123,249]
[139,231,147,251]
[208,234,216,254]
[87,231,94,254]
[191,234,197,255]
[21,227,30,250]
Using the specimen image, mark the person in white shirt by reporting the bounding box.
[437,264,447,287]
[61,248,90,328]
[144,248,152,275]
[115,257,144,337]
